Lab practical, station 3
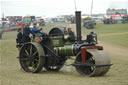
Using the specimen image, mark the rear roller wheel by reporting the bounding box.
[19,42,45,73]
[75,49,111,76]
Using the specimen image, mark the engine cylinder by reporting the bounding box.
[54,45,74,56]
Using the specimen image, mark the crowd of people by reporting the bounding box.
[16,22,43,44]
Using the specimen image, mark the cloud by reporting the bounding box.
[0,0,128,17]
[109,1,128,9]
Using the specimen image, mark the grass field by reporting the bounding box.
[0,22,128,85]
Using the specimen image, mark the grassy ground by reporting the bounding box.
[0,22,128,85]
[82,22,128,47]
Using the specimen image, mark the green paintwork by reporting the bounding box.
[50,36,64,47]
[54,45,74,56]
[32,28,75,56]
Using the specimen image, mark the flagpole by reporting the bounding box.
[91,0,93,16]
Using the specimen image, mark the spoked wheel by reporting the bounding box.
[19,42,45,73]
[75,49,111,76]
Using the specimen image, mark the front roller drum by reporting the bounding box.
[75,49,111,76]
[19,42,45,73]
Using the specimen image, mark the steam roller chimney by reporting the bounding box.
[75,11,82,43]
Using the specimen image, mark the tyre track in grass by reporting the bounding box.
[69,24,128,63]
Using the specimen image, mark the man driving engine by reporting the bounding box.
[32,23,43,34]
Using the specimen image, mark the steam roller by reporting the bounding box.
[17,11,112,77]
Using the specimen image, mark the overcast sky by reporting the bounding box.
[0,0,128,18]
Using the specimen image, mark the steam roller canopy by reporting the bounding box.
[75,49,111,76]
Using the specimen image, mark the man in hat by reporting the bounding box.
[22,22,33,43]
[67,28,75,42]
[32,23,43,34]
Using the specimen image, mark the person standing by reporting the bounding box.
[22,22,33,43]
[67,28,75,42]
[16,27,23,43]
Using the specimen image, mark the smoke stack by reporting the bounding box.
[75,11,82,43]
